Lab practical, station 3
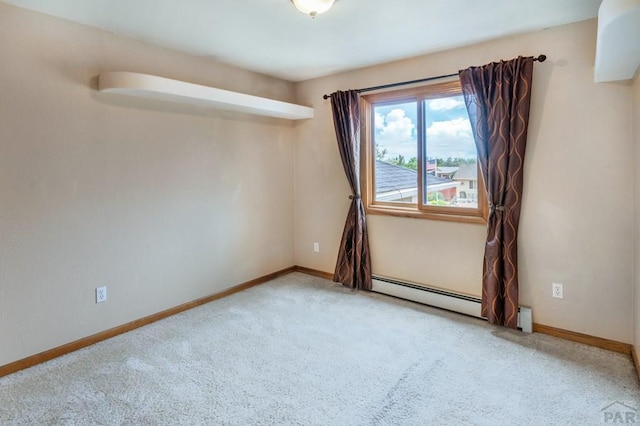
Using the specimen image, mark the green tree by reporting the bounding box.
[431,157,476,167]
[406,157,418,170]
[406,157,417,171]
[389,155,406,167]
[388,155,418,171]
[427,192,448,206]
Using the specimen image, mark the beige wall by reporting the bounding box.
[294,20,635,343]
[634,72,640,354]
[0,3,295,366]
[2,2,636,368]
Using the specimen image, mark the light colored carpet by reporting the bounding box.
[1,272,638,425]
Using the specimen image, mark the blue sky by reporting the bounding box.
[374,95,476,160]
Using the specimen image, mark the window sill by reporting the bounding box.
[366,204,487,225]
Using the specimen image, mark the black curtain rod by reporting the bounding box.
[322,54,547,100]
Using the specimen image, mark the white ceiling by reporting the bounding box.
[1,0,603,82]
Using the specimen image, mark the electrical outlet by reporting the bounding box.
[552,282,563,299]
[313,242,320,253]
[96,286,107,303]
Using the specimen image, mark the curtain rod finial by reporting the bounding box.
[323,94,330,100]
[536,54,547,62]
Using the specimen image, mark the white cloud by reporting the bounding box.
[375,109,417,159]
[426,118,476,159]
[427,97,465,111]
[377,108,415,141]
[375,110,476,160]
[427,118,472,139]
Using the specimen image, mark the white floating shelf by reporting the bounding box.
[98,71,314,120]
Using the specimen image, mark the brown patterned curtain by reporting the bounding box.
[330,90,372,291]
[459,56,534,328]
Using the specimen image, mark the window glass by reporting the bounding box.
[373,101,418,204]
[422,95,477,209]
[362,80,486,223]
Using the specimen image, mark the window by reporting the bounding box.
[361,80,487,223]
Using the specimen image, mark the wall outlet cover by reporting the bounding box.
[96,286,107,303]
[552,282,563,299]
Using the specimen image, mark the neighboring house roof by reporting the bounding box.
[437,166,459,175]
[452,162,478,180]
[375,160,453,193]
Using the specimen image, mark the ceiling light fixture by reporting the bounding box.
[291,0,336,18]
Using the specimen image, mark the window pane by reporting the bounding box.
[373,101,418,204]
[422,95,478,209]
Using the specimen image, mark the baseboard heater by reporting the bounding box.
[371,275,532,333]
